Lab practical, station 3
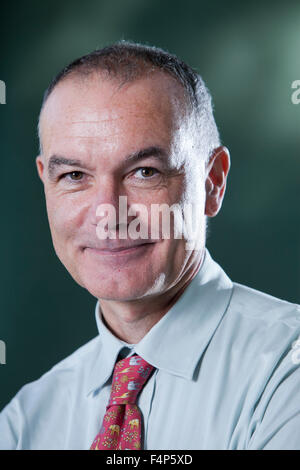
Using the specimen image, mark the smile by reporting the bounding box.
[84,243,155,257]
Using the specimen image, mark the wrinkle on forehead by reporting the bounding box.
[39,72,190,165]
[66,109,167,140]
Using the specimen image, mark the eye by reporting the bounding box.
[134,167,158,178]
[61,171,84,181]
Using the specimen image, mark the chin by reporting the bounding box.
[77,269,154,301]
[83,284,151,302]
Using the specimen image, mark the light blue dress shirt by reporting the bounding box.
[1,248,300,450]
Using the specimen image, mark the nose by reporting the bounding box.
[88,176,132,233]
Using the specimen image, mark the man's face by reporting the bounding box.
[36,72,208,301]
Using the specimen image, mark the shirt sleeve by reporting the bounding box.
[0,397,21,450]
[247,353,300,450]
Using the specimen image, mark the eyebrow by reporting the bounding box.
[47,156,91,178]
[123,146,168,165]
[47,146,168,178]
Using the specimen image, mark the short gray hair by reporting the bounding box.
[37,40,221,161]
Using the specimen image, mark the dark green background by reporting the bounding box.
[0,0,299,410]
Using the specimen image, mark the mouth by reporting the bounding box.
[84,242,156,256]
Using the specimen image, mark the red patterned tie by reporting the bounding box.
[90,354,155,450]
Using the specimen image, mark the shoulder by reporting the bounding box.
[227,285,300,450]
[1,334,101,413]
[229,281,300,327]
[223,281,300,379]
[0,334,102,449]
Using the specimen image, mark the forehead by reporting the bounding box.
[39,72,186,159]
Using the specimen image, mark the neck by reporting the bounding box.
[98,251,204,344]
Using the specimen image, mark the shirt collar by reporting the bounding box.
[85,308,135,396]
[86,247,233,395]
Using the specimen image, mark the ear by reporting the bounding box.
[36,155,45,183]
[205,146,230,217]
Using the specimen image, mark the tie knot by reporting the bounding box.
[108,354,155,406]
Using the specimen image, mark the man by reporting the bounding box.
[0,41,299,450]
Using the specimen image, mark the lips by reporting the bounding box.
[85,240,156,253]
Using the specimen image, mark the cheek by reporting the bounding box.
[45,193,86,244]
